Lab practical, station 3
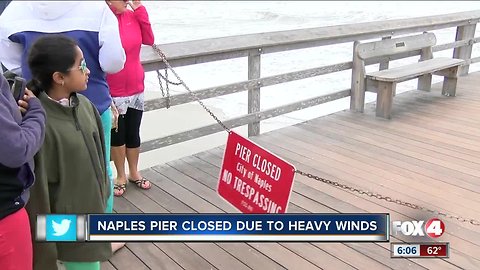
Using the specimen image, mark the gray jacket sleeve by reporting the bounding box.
[0,74,46,167]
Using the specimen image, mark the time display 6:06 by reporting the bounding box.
[391,243,449,258]
[392,244,420,257]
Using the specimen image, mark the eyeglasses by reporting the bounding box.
[69,59,88,74]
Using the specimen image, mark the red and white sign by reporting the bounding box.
[217,131,295,213]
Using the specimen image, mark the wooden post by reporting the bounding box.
[248,49,261,137]
[453,23,476,76]
[417,47,433,91]
[379,36,391,71]
[441,66,459,96]
[350,41,365,112]
[376,81,396,119]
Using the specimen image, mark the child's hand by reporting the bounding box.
[18,88,35,115]
[111,103,119,131]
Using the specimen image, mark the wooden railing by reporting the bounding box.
[139,10,480,153]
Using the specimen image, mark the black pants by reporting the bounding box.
[111,108,143,148]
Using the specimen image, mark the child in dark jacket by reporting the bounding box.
[0,72,46,268]
[26,35,112,270]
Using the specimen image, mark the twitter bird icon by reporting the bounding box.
[52,219,71,236]
[46,215,77,241]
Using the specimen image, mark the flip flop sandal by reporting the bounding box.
[114,183,127,196]
[128,177,152,190]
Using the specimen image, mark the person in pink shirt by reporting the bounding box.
[106,0,154,196]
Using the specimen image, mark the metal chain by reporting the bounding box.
[158,68,183,86]
[152,44,230,132]
[150,44,479,226]
[155,69,169,108]
[296,169,480,226]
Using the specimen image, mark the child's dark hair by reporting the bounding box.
[27,34,78,95]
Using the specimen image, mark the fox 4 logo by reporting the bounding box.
[392,218,445,238]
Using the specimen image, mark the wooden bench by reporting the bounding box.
[353,32,464,119]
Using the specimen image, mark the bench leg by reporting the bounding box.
[418,74,432,92]
[376,81,395,119]
[441,66,459,97]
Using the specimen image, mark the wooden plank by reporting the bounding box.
[351,104,480,156]
[376,81,395,118]
[100,262,116,270]
[133,169,196,213]
[184,243,251,270]
[145,167,223,213]
[358,101,480,153]
[320,116,480,180]
[350,41,366,112]
[126,243,183,270]
[357,33,436,59]
[442,66,459,96]
[153,242,217,270]
[216,243,286,270]
[109,243,149,270]
[453,24,477,75]
[379,36,392,70]
[432,39,470,52]
[154,163,239,213]
[391,94,480,129]
[140,89,350,152]
[330,113,480,180]
[329,116,480,196]
[366,58,464,82]
[144,62,352,111]
[383,104,480,145]
[301,116,480,193]
[417,46,433,91]
[248,49,261,136]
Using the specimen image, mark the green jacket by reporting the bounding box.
[27,92,112,270]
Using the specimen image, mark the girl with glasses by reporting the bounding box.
[26,35,112,270]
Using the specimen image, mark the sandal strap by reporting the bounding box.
[113,183,127,196]
[128,177,151,189]
[114,183,127,189]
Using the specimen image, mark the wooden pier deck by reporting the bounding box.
[103,73,480,270]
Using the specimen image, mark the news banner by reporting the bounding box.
[35,132,450,259]
[36,213,449,258]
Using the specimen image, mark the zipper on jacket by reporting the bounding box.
[72,108,80,130]
[73,106,105,202]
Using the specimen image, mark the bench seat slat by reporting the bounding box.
[366,57,464,82]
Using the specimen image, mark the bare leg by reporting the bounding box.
[111,145,127,195]
[126,147,141,180]
[126,147,150,189]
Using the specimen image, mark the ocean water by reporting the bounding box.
[141,1,480,131]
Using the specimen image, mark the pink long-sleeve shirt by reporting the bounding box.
[107,5,154,97]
